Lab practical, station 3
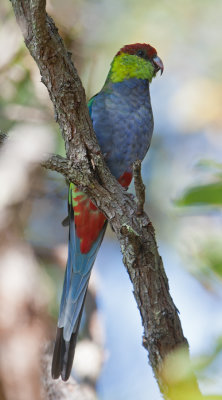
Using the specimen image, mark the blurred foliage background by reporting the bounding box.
[0,0,222,399]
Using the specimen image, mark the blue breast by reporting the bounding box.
[90,78,153,178]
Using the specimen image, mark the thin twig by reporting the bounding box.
[133,160,146,215]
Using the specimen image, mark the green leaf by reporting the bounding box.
[196,160,222,170]
[201,244,222,279]
[176,182,222,206]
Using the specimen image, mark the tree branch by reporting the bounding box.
[9,0,203,398]
[133,160,146,215]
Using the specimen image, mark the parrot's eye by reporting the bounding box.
[136,49,146,58]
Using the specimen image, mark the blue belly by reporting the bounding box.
[91,78,154,178]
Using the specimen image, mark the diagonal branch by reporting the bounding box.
[9,1,203,398]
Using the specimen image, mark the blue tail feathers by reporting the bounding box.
[51,190,107,380]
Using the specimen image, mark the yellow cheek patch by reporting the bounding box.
[110,53,155,83]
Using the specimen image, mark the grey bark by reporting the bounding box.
[9,0,204,398]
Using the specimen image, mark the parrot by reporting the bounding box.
[51,43,163,381]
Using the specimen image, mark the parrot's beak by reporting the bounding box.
[152,55,164,75]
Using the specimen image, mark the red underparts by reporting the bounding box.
[73,171,132,253]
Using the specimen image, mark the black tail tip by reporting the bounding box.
[51,327,77,381]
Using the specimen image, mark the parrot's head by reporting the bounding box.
[109,43,164,84]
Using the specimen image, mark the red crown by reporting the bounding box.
[116,43,157,58]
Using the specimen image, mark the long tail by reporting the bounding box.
[52,184,107,381]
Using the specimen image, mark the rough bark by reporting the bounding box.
[9,0,203,398]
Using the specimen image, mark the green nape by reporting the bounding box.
[108,52,156,84]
